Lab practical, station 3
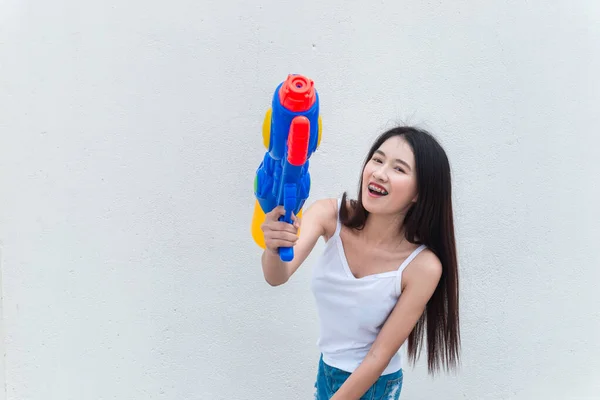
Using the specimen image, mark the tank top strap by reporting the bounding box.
[332,198,343,238]
[397,244,427,274]
[396,244,427,296]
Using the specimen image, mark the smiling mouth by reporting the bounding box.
[367,183,388,196]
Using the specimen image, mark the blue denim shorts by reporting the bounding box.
[314,354,403,399]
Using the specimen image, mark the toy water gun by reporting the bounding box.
[251,74,322,262]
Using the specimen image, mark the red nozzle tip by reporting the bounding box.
[279,74,316,112]
[287,116,310,166]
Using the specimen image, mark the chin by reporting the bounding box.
[362,190,406,216]
[362,190,386,213]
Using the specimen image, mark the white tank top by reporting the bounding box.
[310,199,427,375]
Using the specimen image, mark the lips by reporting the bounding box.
[367,182,389,196]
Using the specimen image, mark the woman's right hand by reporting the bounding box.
[261,206,301,256]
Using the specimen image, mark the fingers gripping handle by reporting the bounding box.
[278,183,296,262]
[275,115,309,262]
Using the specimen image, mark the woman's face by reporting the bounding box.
[361,135,418,215]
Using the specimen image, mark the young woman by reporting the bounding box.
[260,126,460,399]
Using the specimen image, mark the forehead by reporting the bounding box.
[375,136,415,166]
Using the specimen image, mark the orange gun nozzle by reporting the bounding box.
[279,74,316,112]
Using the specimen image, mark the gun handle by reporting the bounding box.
[277,183,297,262]
[278,246,294,262]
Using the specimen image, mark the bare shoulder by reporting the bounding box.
[302,197,339,240]
[402,247,443,290]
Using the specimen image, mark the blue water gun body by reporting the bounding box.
[251,74,322,262]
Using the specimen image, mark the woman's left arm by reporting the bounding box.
[330,251,443,400]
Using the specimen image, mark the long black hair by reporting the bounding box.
[339,126,460,374]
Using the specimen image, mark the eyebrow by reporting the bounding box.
[374,150,412,170]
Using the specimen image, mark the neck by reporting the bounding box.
[360,212,406,248]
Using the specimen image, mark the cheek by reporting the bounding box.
[361,166,372,181]
[391,176,417,196]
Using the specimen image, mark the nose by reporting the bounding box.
[372,166,387,182]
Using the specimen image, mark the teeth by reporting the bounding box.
[368,184,388,195]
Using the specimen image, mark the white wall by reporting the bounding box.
[1,1,599,399]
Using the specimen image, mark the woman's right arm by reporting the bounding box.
[261,198,336,286]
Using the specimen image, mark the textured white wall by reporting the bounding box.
[1,1,599,399]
